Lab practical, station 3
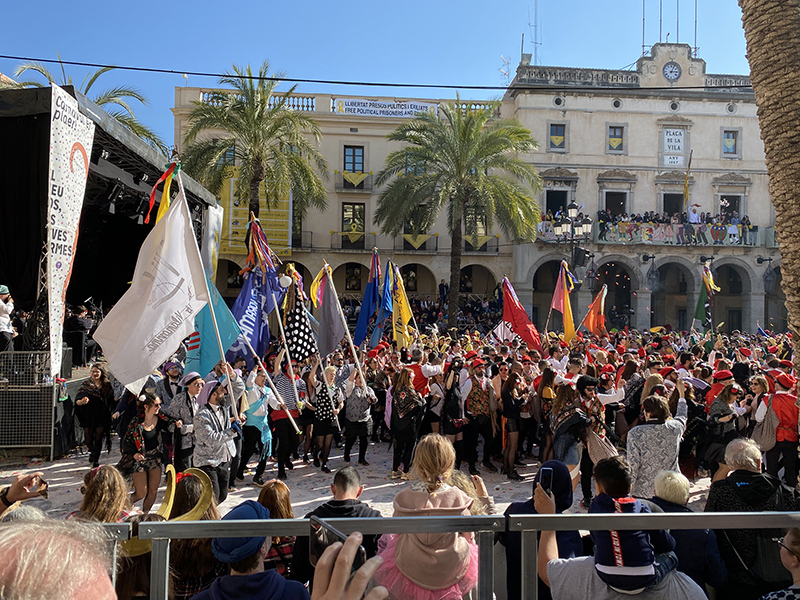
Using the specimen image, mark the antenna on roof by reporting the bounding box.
[527,1,542,65]
[642,0,647,56]
[659,0,663,42]
[676,0,680,43]
[693,0,699,57]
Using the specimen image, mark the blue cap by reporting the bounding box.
[211,500,270,563]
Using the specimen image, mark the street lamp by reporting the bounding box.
[554,204,593,268]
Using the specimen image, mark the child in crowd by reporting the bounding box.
[373,433,478,600]
[589,456,677,594]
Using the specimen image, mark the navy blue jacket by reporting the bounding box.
[190,569,308,600]
[650,496,728,594]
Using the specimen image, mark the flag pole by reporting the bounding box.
[323,261,367,387]
[241,334,301,435]
[271,289,305,425]
[178,173,240,420]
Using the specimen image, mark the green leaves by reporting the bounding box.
[181,60,328,217]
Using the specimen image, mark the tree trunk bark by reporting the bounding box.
[447,201,463,330]
[249,160,265,218]
[739,0,800,354]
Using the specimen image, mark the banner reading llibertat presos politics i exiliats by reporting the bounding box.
[48,84,95,378]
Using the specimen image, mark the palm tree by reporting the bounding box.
[181,60,328,219]
[3,58,166,153]
[375,99,542,327]
[739,0,800,351]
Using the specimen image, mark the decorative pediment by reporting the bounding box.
[656,115,694,125]
[540,167,578,180]
[655,170,694,185]
[712,172,752,186]
[597,169,637,182]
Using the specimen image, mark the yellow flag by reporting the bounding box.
[310,265,328,308]
[391,264,414,348]
[154,173,174,224]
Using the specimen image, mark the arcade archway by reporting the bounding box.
[650,262,694,331]
[596,261,634,330]
[532,260,562,331]
[713,264,749,333]
[765,266,788,332]
[399,263,436,297]
[460,264,497,297]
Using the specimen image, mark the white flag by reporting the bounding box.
[94,187,209,393]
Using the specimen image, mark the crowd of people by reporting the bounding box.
[2,318,800,599]
[537,207,760,246]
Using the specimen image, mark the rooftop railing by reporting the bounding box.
[99,510,800,600]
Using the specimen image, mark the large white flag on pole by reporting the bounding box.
[94,186,209,393]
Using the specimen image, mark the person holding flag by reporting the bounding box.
[550,261,577,345]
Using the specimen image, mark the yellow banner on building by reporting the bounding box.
[550,135,564,148]
[219,168,292,257]
[402,233,432,249]
[609,137,623,149]
[341,171,369,187]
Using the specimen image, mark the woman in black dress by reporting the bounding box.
[74,363,115,467]
[308,362,343,473]
[119,392,181,512]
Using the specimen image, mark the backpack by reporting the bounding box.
[751,394,779,452]
[723,486,792,585]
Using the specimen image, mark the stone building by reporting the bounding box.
[172,42,783,333]
[172,92,512,308]
[507,43,783,333]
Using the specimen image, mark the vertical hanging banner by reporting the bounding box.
[47,84,95,377]
[201,203,224,280]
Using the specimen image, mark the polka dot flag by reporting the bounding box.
[284,280,317,362]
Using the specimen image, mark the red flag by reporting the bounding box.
[502,277,542,352]
[582,285,608,338]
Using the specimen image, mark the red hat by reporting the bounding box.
[780,359,794,369]
[713,369,734,381]
[366,349,378,358]
[465,350,478,360]
[659,366,676,378]
[471,358,485,368]
[777,373,797,389]
[739,348,752,358]
[521,355,532,363]
[599,373,613,383]
[768,346,779,354]
[559,341,568,348]
[616,344,626,355]
[601,364,616,374]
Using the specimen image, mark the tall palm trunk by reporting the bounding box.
[739,0,800,354]
[250,160,265,218]
[447,201,464,329]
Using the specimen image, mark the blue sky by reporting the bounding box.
[1,0,749,147]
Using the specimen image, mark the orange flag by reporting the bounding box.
[582,284,608,338]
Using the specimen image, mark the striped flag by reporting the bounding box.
[551,261,577,344]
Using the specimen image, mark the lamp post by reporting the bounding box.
[553,201,593,267]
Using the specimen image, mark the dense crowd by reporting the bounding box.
[1,322,800,599]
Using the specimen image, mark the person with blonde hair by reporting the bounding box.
[308,360,343,474]
[651,471,728,592]
[74,465,137,523]
[373,434,479,600]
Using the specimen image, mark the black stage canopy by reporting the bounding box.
[0,86,216,312]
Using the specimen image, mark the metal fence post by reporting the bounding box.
[150,538,170,600]
[519,527,538,600]
[477,530,495,600]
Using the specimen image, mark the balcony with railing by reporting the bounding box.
[536,220,765,248]
[334,170,374,193]
[200,91,316,111]
[330,230,376,251]
[291,230,313,250]
[394,233,439,253]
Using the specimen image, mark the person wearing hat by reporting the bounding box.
[704,370,734,410]
[163,372,205,473]
[0,285,13,354]
[193,381,240,503]
[192,500,309,600]
[460,358,499,476]
[154,361,184,467]
[756,373,799,488]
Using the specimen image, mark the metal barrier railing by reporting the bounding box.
[101,511,800,600]
[0,351,56,459]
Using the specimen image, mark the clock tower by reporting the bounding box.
[637,43,706,88]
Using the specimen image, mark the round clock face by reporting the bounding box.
[663,61,682,82]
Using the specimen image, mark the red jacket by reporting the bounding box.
[772,392,799,443]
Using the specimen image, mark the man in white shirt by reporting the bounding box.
[0,285,14,354]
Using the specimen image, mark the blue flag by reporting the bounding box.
[353,251,381,346]
[369,259,395,348]
[185,273,242,377]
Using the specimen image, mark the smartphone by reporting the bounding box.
[309,515,366,574]
[24,475,48,499]
[539,467,554,496]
